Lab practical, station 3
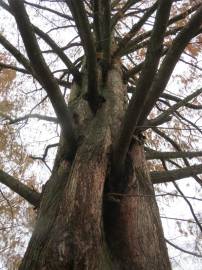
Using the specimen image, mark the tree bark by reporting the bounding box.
[19,65,171,269]
[104,143,171,270]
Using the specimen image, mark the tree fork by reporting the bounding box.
[18,63,171,269]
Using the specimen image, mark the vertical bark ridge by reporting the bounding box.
[43,107,112,269]
[104,143,171,270]
[39,64,127,269]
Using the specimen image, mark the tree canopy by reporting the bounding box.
[0,0,202,269]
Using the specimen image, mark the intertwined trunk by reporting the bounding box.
[19,64,171,270]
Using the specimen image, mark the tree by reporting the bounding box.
[0,0,202,269]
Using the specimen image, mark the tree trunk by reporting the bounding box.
[104,143,171,270]
[19,65,171,269]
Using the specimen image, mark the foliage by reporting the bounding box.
[0,0,202,269]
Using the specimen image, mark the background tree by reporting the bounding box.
[0,0,202,269]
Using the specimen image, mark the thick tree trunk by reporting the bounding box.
[19,65,171,269]
[104,143,171,270]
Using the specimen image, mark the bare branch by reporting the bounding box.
[153,127,202,187]
[114,1,158,57]
[3,113,58,124]
[33,26,81,82]
[165,239,202,258]
[31,143,59,162]
[161,216,201,224]
[102,0,111,73]
[0,62,71,88]
[137,5,202,127]
[24,0,73,20]
[151,164,202,184]
[168,3,200,25]
[146,150,202,160]
[0,170,40,207]
[0,62,29,74]
[65,0,99,112]
[119,4,199,57]
[113,0,173,174]
[9,0,76,161]
[0,33,35,75]
[93,0,102,51]
[112,0,140,28]
[148,88,202,127]
[121,26,182,57]
[173,181,202,232]
[0,1,80,82]
[161,92,202,110]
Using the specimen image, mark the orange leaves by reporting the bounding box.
[185,43,201,57]
[0,53,16,95]
[0,99,14,114]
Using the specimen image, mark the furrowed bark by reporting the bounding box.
[19,64,127,269]
[42,114,112,269]
[19,138,72,270]
[104,143,171,270]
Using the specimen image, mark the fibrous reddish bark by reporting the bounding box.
[19,65,171,270]
[105,143,171,270]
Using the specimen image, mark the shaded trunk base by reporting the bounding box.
[104,143,171,270]
[20,145,171,270]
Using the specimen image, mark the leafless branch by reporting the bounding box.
[113,0,173,174]
[9,0,76,161]
[151,164,202,184]
[166,239,202,258]
[0,170,40,207]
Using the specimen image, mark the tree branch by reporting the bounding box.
[136,5,202,127]
[0,170,40,207]
[148,88,202,127]
[151,164,202,184]
[118,3,199,57]
[0,1,80,82]
[9,0,76,161]
[173,181,202,232]
[120,26,182,57]
[93,0,102,51]
[165,239,202,258]
[0,62,29,74]
[24,0,73,20]
[111,0,140,28]
[114,1,158,57]
[152,127,202,187]
[2,113,58,124]
[161,92,202,110]
[33,25,81,82]
[0,33,35,75]
[146,150,202,160]
[65,0,99,112]
[0,62,71,88]
[113,0,173,174]
[102,0,111,73]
